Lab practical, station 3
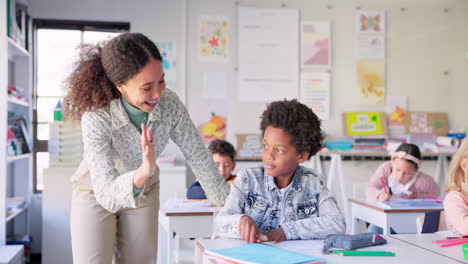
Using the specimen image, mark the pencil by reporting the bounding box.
[183,199,207,203]
[380,176,389,194]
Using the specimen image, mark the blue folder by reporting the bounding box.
[206,242,323,264]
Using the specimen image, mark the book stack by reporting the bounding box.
[49,121,83,168]
[352,137,386,152]
[7,0,30,50]
[7,116,31,156]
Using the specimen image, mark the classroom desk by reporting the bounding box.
[391,233,465,263]
[195,236,463,264]
[157,200,220,264]
[320,150,452,232]
[349,198,444,235]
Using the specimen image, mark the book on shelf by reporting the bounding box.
[6,0,30,50]
[8,116,31,155]
[205,243,325,264]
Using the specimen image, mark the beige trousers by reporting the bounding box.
[70,178,160,264]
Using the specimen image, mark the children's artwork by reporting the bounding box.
[236,134,262,160]
[195,99,227,144]
[342,112,387,136]
[154,41,177,92]
[300,72,330,120]
[357,10,385,34]
[357,60,385,105]
[198,16,229,62]
[405,112,449,136]
[386,96,407,136]
[300,21,331,68]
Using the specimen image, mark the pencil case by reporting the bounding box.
[322,232,387,254]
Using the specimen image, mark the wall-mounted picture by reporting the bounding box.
[198,16,229,62]
[300,21,331,69]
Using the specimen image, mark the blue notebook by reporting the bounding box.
[205,243,324,264]
[382,200,442,208]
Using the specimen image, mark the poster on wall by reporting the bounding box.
[154,41,177,93]
[385,96,407,136]
[356,60,385,105]
[356,10,385,34]
[300,21,331,68]
[237,7,299,102]
[300,72,330,120]
[198,16,229,62]
[195,99,228,145]
[203,72,227,99]
[342,112,387,136]
[356,34,385,59]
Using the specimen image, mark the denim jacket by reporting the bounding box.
[215,165,346,240]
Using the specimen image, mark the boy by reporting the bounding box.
[187,139,237,199]
[215,99,345,243]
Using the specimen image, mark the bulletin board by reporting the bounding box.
[405,112,448,136]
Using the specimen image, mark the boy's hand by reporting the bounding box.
[260,227,287,243]
[402,192,417,199]
[377,191,391,201]
[239,215,260,243]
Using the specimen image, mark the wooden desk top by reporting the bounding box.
[160,206,220,217]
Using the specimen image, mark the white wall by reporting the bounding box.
[184,0,468,140]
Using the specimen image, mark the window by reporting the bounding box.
[34,20,129,191]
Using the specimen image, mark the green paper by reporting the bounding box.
[333,250,395,257]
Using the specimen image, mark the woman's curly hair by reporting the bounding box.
[260,99,324,159]
[64,32,162,118]
[209,139,237,162]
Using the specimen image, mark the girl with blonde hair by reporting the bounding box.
[444,137,468,235]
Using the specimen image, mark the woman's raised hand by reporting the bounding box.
[134,123,156,188]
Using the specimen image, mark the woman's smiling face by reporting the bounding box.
[116,59,166,112]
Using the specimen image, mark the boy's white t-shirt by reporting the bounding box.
[278,182,293,225]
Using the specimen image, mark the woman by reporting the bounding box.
[66,32,229,264]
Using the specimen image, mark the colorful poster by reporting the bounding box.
[300,21,331,68]
[195,99,228,145]
[300,72,330,120]
[357,60,385,105]
[356,10,385,34]
[343,112,387,136]
[154,41,176,92]
[386,96,407,136]
[198,16,229,62]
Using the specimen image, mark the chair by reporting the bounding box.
[416,211,447,234]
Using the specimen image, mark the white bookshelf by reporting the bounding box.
[1,0,33,261]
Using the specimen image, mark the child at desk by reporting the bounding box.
[366,143,440,201]
[187,139,237,199]
[444,137,468,235]
[366,143,440,234]
[215,99,345,243]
